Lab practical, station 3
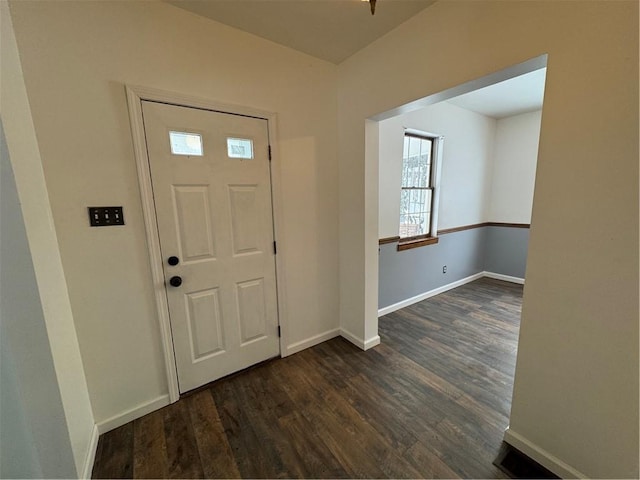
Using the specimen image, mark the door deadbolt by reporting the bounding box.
[169,276,182,287]
[168,256,180,266]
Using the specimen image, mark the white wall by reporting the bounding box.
[488,110,542,223]
[378,102,496,238]
[1,4,95,475]
[378,105,541,238]
[338,1,638,478]
[0,121,76,478]
[6,1,638,477]
[9,0,339,427]
[0,342,43,478]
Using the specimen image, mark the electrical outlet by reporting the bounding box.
[442,265,447,274]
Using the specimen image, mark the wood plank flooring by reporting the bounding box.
[92,278,522,479]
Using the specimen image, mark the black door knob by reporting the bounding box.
[168,256,179,266]
[169,276,182,287]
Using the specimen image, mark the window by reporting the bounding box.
[399,133,437,239]
[226,137,254,159]
[169,131,203,156]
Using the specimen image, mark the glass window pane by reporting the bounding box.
[400,133,436,238]
[399,188,430,237]
[402,135,432,188]
[227,138,254,159]
[408,136,421,158]
[169,131,203,156]
[423,218,431,236]
[420,138,432,166]
[407,189,421,215]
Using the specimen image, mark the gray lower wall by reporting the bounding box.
[379,228,487,309]
[378,225,529,310]
[484,226,530,279]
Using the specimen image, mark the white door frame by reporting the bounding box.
[125,85,288,403]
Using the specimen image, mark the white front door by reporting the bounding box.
[142,100,280,393]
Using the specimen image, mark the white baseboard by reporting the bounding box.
[378,271,526,317]
[97,394,170,434]
[339,328,362,348]
[363,334,381,350]
[340,328,380,351]
[378,272,485,317]
[81,424,99,479]
[285,327,378,356]
[284,328,340,356]
[503,427,587,479]
[483,271,525,284]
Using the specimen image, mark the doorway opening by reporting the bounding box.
[371,55,547,315]
[369,53,548,475]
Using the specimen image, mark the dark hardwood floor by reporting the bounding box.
[92,278,522,479]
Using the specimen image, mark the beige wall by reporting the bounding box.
[338,1,638,477]
[488,110,541,223]
[9,0,339,426]
[1,3,94,475]
[7,0,639,477]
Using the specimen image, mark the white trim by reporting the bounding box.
[81,424,99,479]
[431,135,444,236]
[264,118,291,360]
[125,85,288,402]
[378,271,526,316]
[340,328,364,348]
[504,427,587,479]
[363,335,381,350]
[125,86,180,403]
[97,395,170,434]
[371,55,548,122]
[283,328,341,356]
[340,328,380,351]
[483,271,525,284]
[378,272,485,317]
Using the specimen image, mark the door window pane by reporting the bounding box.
[169,131,203,156]
[227,138,254,159]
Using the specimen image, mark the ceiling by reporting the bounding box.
[446,68,547,119]
[168,0,436,64]
[167,1,544,117]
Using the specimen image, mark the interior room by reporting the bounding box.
[1,1,637,478]
[377,68,545,313]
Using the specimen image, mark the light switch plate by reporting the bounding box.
[88,207,125,227]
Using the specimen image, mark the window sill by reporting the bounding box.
[397,235,439,251]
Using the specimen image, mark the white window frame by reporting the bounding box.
[398,128,444,248]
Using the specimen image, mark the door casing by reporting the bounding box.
[126,85,289,403]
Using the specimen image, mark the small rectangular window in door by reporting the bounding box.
[169,131,203,156]
[227,138,254,159]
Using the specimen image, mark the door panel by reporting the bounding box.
[172,185,216,262]
[141,100,279,393]
[186,288,224,360]
[237,278,267,344]
[229,185,261,255]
